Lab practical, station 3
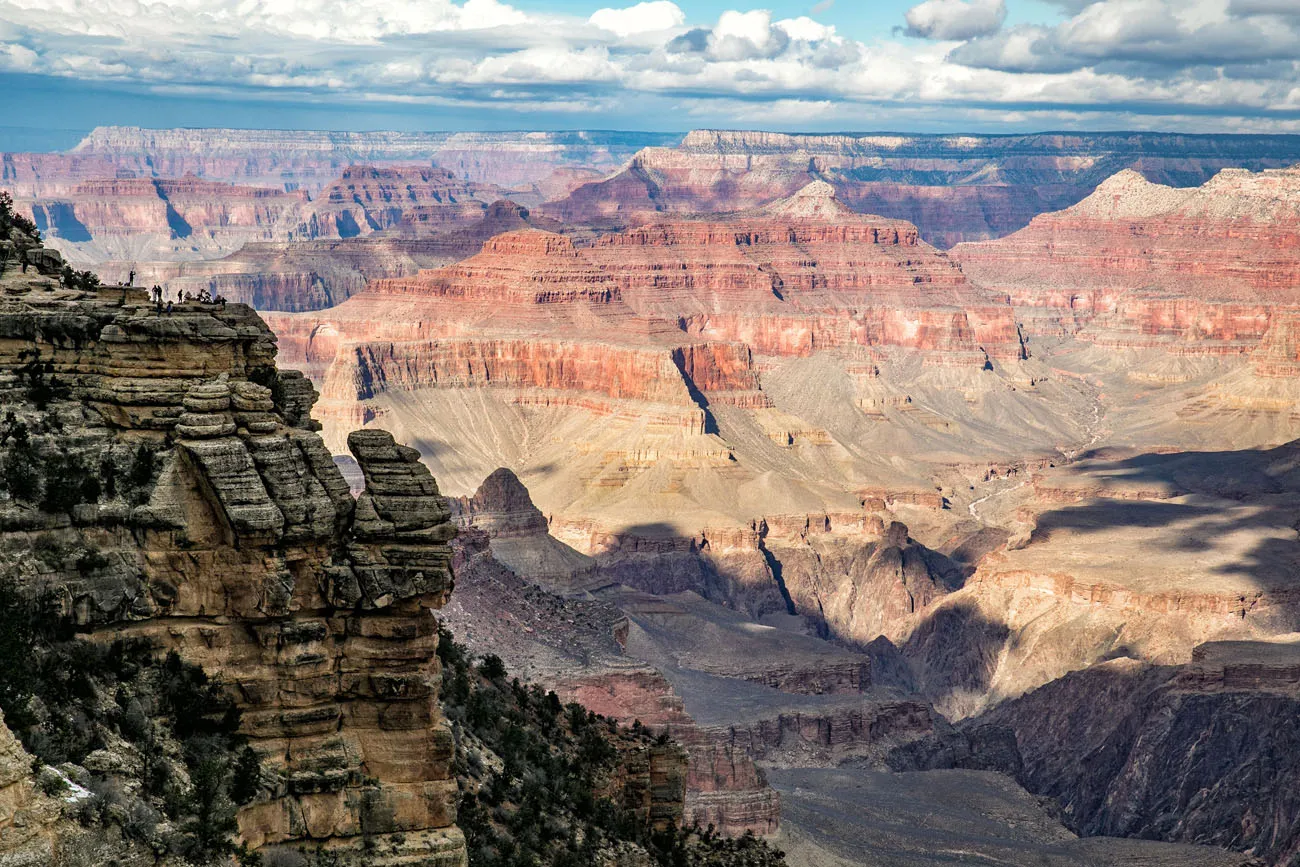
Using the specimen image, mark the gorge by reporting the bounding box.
[3,126,1300,867]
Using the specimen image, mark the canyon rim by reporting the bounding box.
[5,0,1300,864]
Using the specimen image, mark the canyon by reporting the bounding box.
[5,127,1300,867]
[264,158,1300,864]
[546,129,1300,247]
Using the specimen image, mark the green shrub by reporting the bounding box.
[0,190,40,241]
[436,625,787,867]
[0,577,263,864]
[59,265,100,292]
[41,451,101,514]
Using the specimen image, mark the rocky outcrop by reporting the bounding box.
[0,254,466,864]
[547,129,1300,247]
[0,710,63,865]
[974,639,1300,865]
[440,528,781,837]
[450,468,604,595]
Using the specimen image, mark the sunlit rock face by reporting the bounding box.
[0,252,466,865]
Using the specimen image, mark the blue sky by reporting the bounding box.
[3,0,1300,148]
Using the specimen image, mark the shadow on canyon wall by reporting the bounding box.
[1030,439,1300,594]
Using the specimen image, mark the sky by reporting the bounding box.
[4,0,1300,148]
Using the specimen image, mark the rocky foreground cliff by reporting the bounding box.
[0,216,467,862]
[0,210,767,866]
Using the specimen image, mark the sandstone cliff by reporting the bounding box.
[0,242,466,863]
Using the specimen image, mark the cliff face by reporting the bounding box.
[894,441,1300,721]
[545,130,1300,247]
[0,251,467,863]
[0,710,64,864]
[106,200,567,313]
[975,640,1300,865]
[953,168,1300,357]
[63,127,681,189]
[582,182,1023,364]
[14,165,512,268]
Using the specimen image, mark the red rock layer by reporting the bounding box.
[9,164,513,260]
[23,177,309,240]
[545,129,1300,247]
[953,168,1300,369]
[583,183,1023,362]
[304,165,501,237]
[266,229,772,434]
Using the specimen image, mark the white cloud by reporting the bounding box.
[777,16,834,43]
[590,1,684,37]
[0,0,1298,131]
[956,0,1300,73]
[708,10,788,60]
[904,0,1007,41]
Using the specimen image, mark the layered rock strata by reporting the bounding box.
[441,527,780,836]
[0,258,466,864]
[123,200,565,312]
[547,129,1300,246]
[10,164,510,267]
[63,127,680,190]
[953,168,1300,359]
[584,182,1024,364]
[894,441,1300,719]
[976,639,1300,864]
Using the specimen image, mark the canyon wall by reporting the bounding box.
[55,127,679,191]
[11,165,513,266]
[975,640,1300,864]
[547,129,1300,247]
[0,252,468,864]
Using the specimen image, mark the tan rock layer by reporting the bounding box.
[0,269,466,865]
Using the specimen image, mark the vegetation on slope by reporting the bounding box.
[0,190,40,240]
[437,625,787,867]
[0,578,263,866]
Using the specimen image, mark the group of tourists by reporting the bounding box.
[149,284,228,314]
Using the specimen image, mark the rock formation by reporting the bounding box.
[893,440,1300,720]
[0,710,64,865]
[546,129,1300,247]
[105,200,565,313]
[34,127,679,191]
[953,168,1300,351]
[583,182,1024,364]
[975,638,1300,864]
[0,244,467,863]
[11,165,511,268]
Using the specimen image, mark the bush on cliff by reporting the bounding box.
[437,624,787,867]
[0,190,40,241]
[0,576,264,865]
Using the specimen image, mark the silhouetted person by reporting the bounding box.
[128,269,135,287]
[166,301,173,314]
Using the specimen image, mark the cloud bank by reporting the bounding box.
[2,0,1299,130]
